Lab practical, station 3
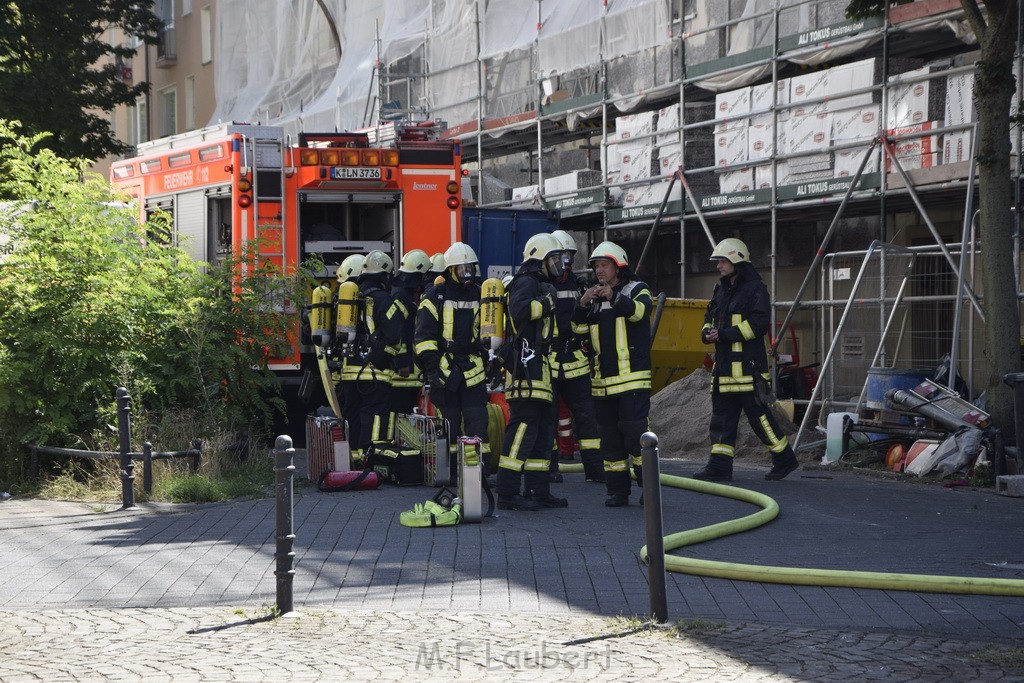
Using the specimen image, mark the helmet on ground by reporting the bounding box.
[428,252,446,273]
[361,250,394,275]
[551,229,577,253]
[444,242,479,268]
[337,254,364,283]
[399,248,432,274]
[588,240,628,268]
[523,233,562,263]
[710,238,749,264]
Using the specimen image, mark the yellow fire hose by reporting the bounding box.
[559,463,1024,597]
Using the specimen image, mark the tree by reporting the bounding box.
[0,1,162,160]
[0,120,299,485]
[848,0,1020,433]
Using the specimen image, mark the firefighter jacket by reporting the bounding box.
[504,262,557,402]
[702,261,771,394]
[341,274,403,382]
[549,272,591,380]
[573,272,653,397]
[390,272,422,389]
[414,274,486,390]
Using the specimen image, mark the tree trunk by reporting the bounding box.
[967,0,1020,433]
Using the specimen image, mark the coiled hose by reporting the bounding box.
[561,463,1024,597]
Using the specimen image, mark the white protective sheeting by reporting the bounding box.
[207,0,961,137]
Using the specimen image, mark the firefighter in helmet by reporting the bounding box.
[694,237,799,482]
[547,229,603,484]
[390,249,433,416]
[414,242,492,469]
[426,252,446,285]
[495,232,568,511]
[341,250,403,457]
[575,240,652,507]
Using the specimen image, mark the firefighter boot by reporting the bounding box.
[524,470,568,508]
[765,448,799,481]
[548,454,564,483]
[692,454,733,482]
[604,469,630,507]
[496,468,539,511]
[581,451,606,483]
[633,464,644,506]
[497,494,541,511]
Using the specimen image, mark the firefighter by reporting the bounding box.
[342,250,403,457]
[414,242,492,469]
[548,229,603,484]
[426,252,446,285]
[575,240,653,507]
[495,232,568,511]
[693,238,799,482]
[390,249,433,416]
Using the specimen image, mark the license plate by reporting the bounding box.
[330,167,381,180]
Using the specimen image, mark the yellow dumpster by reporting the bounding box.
[650,298,710,395]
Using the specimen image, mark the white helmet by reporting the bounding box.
[443,242,479,268]
[710,238,750,264]
[588,240,628,268]
[399,248,432,274]
[336,254,364,283]
[523,233,562,262]
[551,229,577,253]
[361,250,394,275]
[428,252,446,273]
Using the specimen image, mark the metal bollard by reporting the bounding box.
[274,435,297,615]
[143,442,153,494]
[116,388,138,510]
[640,431,667,623]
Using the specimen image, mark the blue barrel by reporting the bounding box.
[865,367,932,409]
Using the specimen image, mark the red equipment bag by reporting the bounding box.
[318,468,382,492]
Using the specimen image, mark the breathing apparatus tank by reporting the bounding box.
[480,277,506,351]
[334,280,361,350]
[310,280,334,348]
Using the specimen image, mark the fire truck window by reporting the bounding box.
[207,196,232,265]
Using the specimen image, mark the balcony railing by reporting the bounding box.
[156,26,176,67]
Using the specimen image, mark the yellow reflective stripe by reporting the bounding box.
[602,379,652,395]
[571,322,589,335]
[524,459,549,472]
[442,303,454,342]
[415,340,438,354]
[628,297,648,323]
[509,422,528,458]
[731,313,742,326]
[579,438,600,450]
[421,299,438,318]
[394,300,408,317]
[615,316,629,376]
[711,443,735,456]
[604,459,629,472]
[731,361,744,378]
[718,384,754,393]
[498,455,524,471]
[702,323,711,332]
[737,319,755,341]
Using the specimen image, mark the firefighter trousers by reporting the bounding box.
[550,375,601,475]
[341,378,391,456]
[595,390,650,498]
[709,390,790,459]
[430,380,490,462]
[496,399,554,498]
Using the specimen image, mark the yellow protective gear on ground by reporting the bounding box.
[400,500,463,528]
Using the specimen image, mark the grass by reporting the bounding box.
[972,644,1024,668]
[33,415,275,505]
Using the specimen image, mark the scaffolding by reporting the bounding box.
[209,0,1024,432]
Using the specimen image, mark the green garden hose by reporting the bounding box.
[560,462,1024,596]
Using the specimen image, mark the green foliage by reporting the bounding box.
[0,120,304,487]
[0,2,162,161]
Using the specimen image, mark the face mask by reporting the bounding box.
[454,264,477,285]
[544,254,563,279]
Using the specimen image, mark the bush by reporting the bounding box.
[0,119,311,490]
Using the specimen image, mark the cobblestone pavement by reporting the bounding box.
[1,456,1023,680]
[1,607,1022,681]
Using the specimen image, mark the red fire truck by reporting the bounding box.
[110,120,463,406]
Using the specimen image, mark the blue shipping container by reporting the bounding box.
[462,208,559,280]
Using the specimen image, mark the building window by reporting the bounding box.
[158,86,177,137]
[201,6,212,64]
[134,97,149,145]
[183,0,192,16]
[185,75,196,130]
